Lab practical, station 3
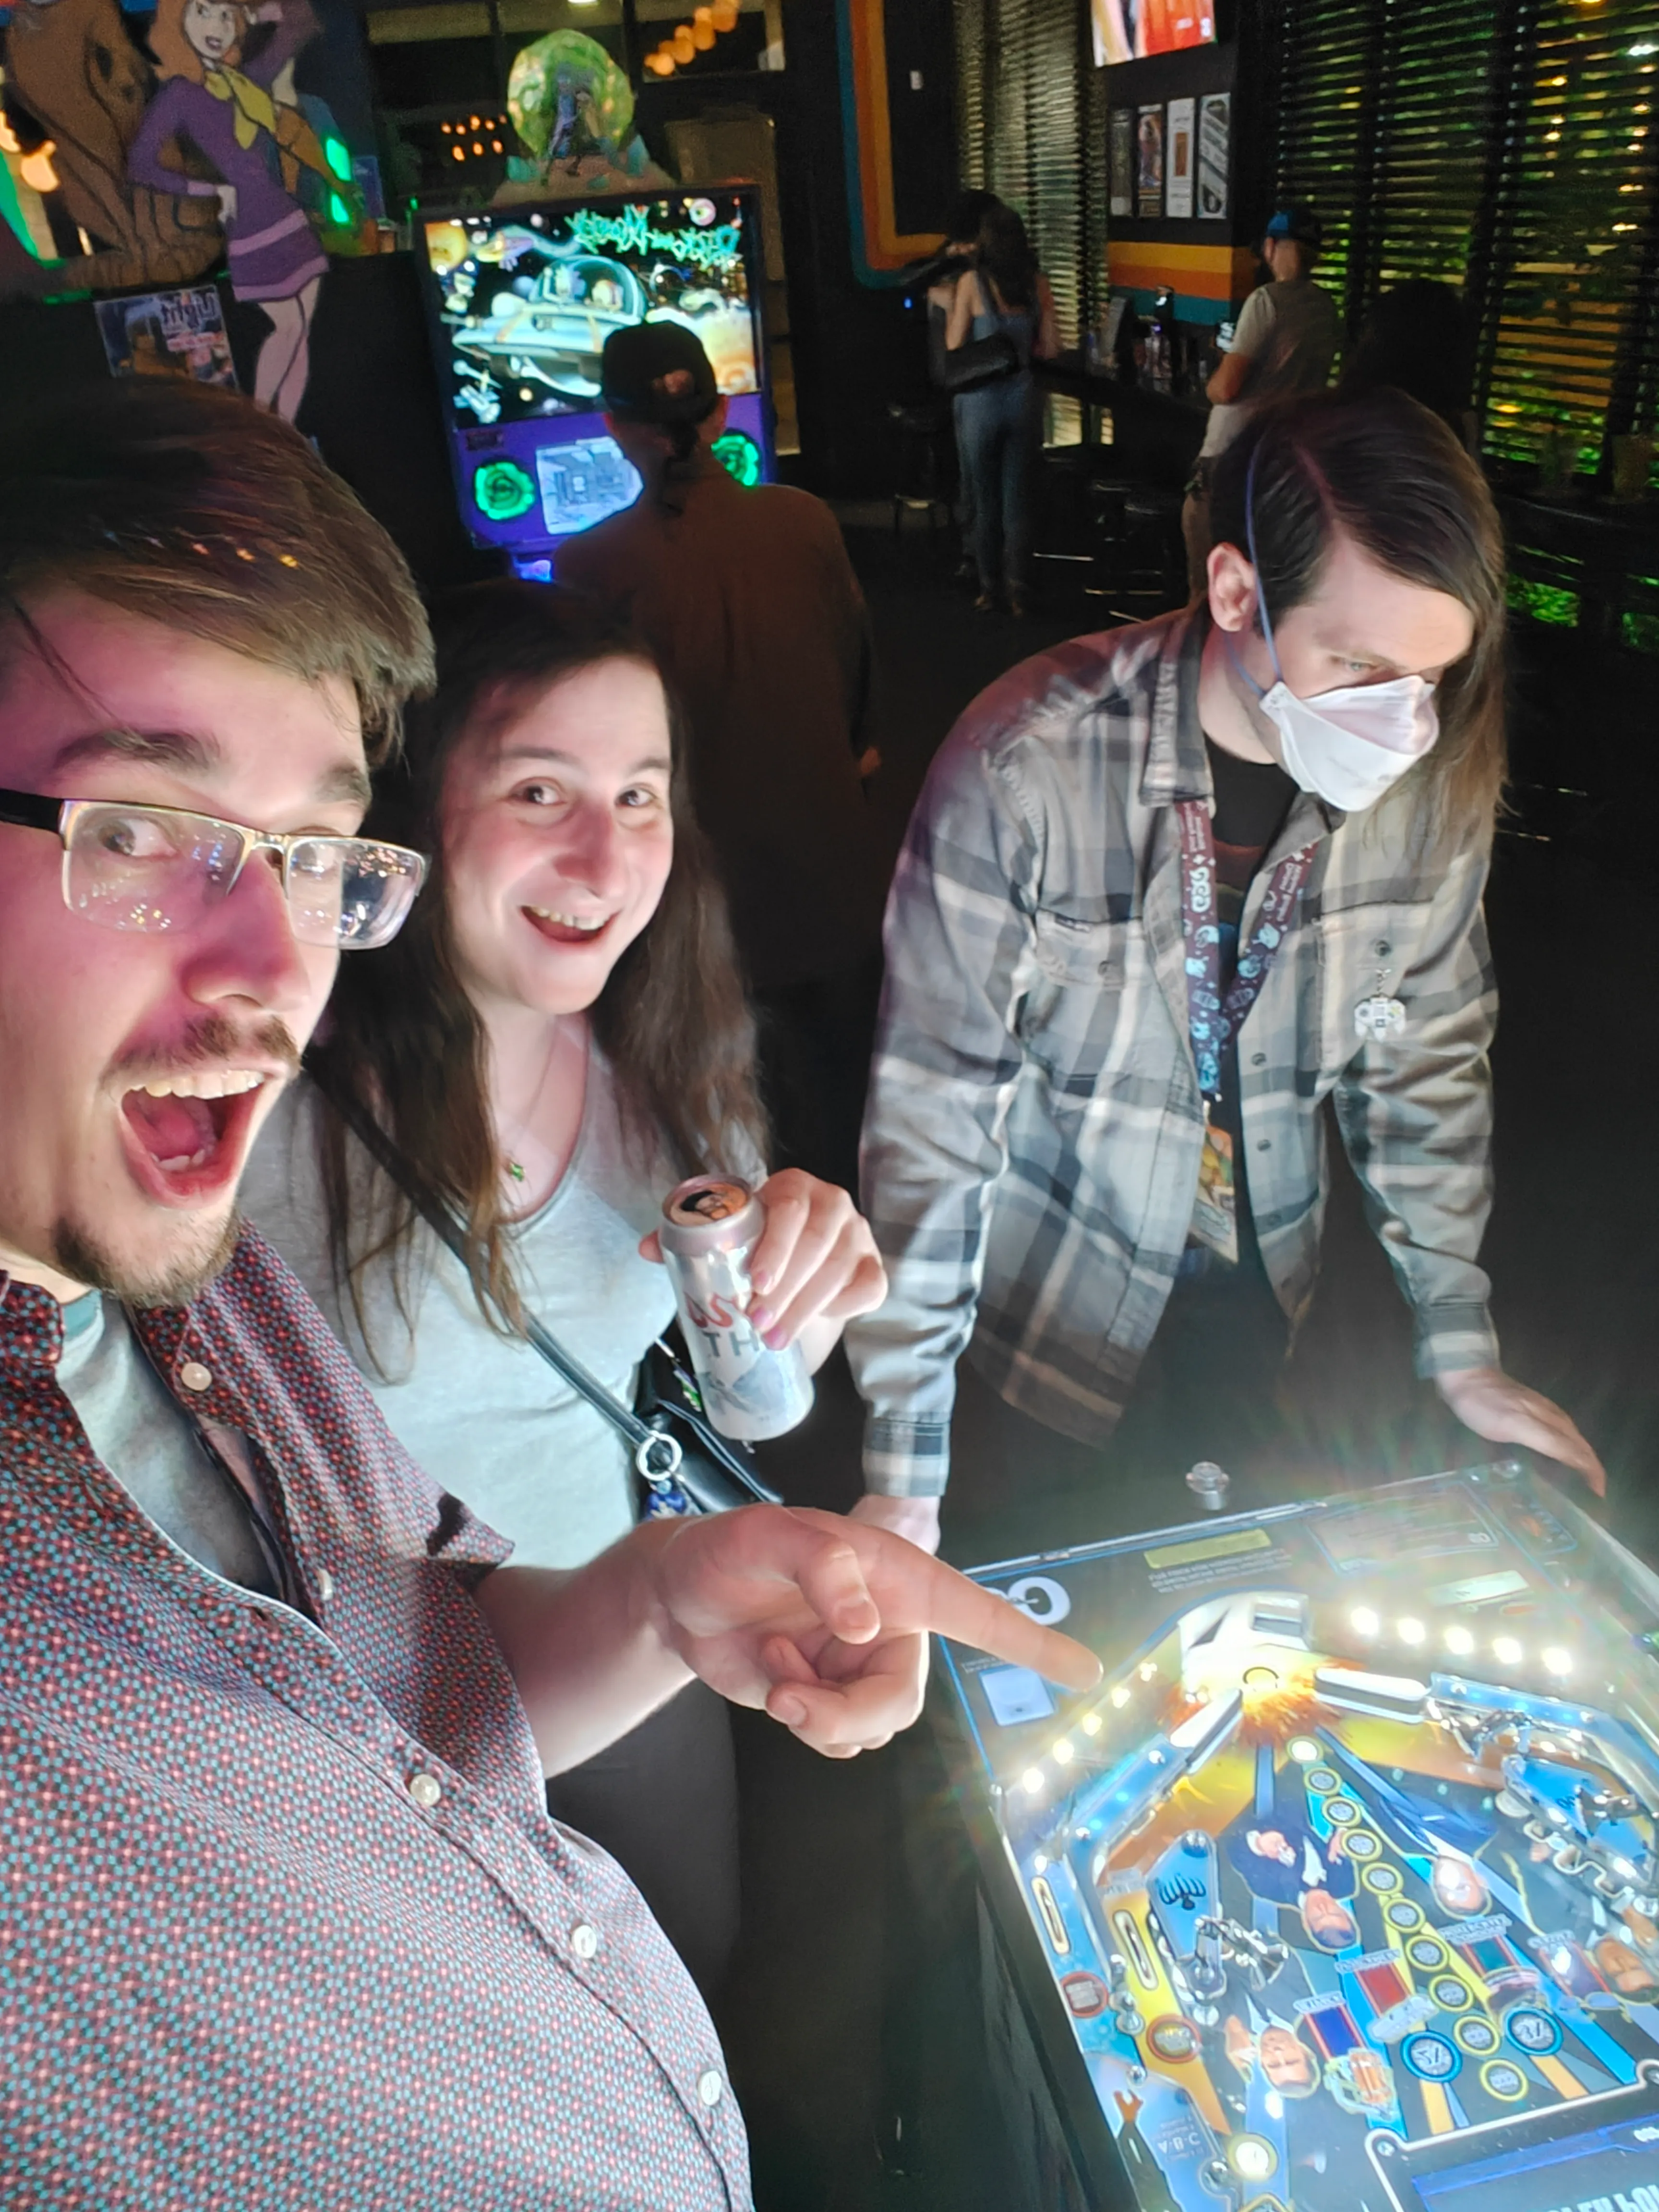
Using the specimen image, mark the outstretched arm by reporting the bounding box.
[477,1504,1100,1774]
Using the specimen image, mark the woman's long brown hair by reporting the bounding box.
[307,578,767,1362]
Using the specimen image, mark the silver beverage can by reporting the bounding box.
[659,1175,815,1442]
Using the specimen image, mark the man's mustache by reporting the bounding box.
[107,1014,302,1086]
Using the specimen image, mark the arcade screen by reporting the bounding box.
[1091,0,1216,67]
[939,1463,1659,2212]
[415,189,771,564]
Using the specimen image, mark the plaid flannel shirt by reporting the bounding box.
[849,606,1500,1498]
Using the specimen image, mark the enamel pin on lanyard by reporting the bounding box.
[1176,799,1319,1265]
[1354,965,1408,1042]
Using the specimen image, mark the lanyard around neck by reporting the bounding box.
[1176,798,1317,1104]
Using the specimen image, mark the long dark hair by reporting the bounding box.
[976,203,1038,313]
[308,578,767,1355]
[1207,387,1507,844]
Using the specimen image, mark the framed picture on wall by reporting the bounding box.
[1198,92,1231,220]
[1166,96,1195,219]
[1109,108,1134,218]
[1136,104,1165,220]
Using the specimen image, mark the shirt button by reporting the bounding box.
[316,1568,335,1601]
[1250,1052,1267,1067]
[570,1923,599,1960]
[407,1771,443,1808]
[1257,1140,1271,1153]
[697,2068,724,2109]
[179,1360,213,1394]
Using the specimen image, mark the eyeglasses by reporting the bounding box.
[0,788,427,951]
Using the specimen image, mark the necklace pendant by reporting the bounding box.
[506,1157,526,1183]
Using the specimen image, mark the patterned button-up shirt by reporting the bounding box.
[849,606,1500,1497]
[0,1231,750,2210]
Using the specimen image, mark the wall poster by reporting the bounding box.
[1198,91,1231,220]
[1109,108,1134,218]
[96,284,237,387]
[1135,104,1164,220]
[1165,96,1195,219]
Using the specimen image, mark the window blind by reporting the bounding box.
[1479,0,1659,473]
[1274,0,1659,479]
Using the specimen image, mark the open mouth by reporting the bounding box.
[523,904,616,949]
[119,1069,270,1205]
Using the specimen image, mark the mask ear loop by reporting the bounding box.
[1242,438,1287,686]
[1220,439,1279,704]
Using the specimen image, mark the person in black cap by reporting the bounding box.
[1182,203,1339,592]
[557,323,887,1190]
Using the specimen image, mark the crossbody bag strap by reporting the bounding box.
[312,1070,685,1488]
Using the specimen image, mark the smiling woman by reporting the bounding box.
[240,577,888,1996]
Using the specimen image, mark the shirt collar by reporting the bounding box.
[1139,602,1215,809]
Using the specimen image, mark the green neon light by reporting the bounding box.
[1506,575,1579,628]
[325,136,353,182]
[473,458,537,522]
[711,431,760,488]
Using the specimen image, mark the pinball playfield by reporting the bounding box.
[937,1462,1659,2212]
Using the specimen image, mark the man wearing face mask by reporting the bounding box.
[847,387,1603,1561]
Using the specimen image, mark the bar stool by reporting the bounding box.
[886,401,953,537]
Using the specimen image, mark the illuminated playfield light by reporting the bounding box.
[1288,1737,1320,1764]
[1110,1684,1130,1708]
[1021,1768,1045,1797]
[1052,1739,1075,1766]
[1081,1713,1103,1736]
[1397,1618,1426,1646]
[1032,1853,1048,1873]
[1492,1636,1525,1668]
[1542,1647,1573,1676]
[1351,1607,1380,1637]
[1444,1625,1476,1656]
[1231,2138,1277,2182]
[1138,1662,1158,1682]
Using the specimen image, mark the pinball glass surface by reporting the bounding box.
[938,1464,1659,2212]
[414,188,771,555]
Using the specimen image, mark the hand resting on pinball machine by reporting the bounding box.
[1435,1363,1606,1496]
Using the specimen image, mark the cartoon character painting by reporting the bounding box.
[0,0,221,294]
[125,0,333,417]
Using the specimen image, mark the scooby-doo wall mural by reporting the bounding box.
[0,0,374,418]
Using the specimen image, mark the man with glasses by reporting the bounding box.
[0,380,1094,2208]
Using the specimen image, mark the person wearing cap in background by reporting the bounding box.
[1181,204,1340,595]
[557,322,887,1192]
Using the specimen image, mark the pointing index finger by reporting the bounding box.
[914,1552,1101,1694]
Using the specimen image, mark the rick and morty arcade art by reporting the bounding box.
[416,187,769,563]
[939,1463,1659,2212]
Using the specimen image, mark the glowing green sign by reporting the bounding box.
[711,431,761,488]
[473,458,538,522]
[566,204,742,275]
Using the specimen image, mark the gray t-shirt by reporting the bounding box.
[1201,276,1341,457]
[55,1291,276,1593]
[241,1054,685,1571]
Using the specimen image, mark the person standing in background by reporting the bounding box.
[945,202,1060,619]
[1182,204,1339,593]
[557,323,886,1191]
[926,189,1003,583]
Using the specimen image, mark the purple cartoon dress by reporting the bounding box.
[127,12,328,303]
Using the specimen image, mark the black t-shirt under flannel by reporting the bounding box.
[1203,736,1297,1262]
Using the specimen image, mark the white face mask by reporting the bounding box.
[1233,452,1443,813]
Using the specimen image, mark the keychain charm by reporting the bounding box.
[1354,965,1407,1041]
